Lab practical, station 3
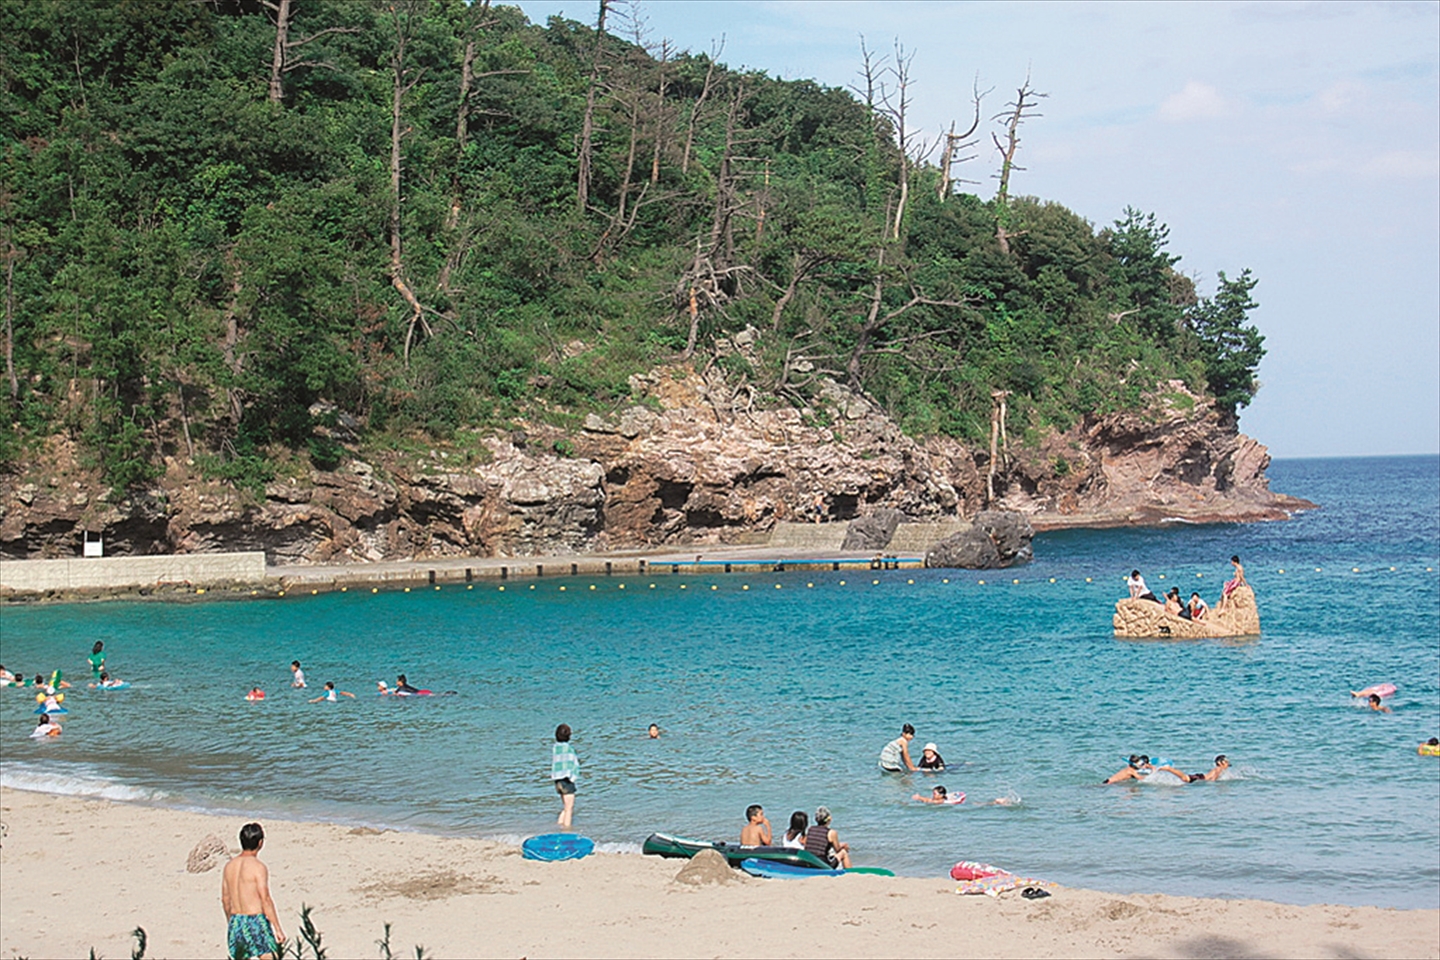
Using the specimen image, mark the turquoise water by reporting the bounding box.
[3,455,1438,908]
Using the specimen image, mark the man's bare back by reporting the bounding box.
[221,824,284,960]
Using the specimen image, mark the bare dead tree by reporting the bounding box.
[846,252,973,387]
[878,40,920,241]
[576,0,611,214]
[991,73,1046,253]
[261,0,358,104]
[770,247,839,332]
[385,0,431,365]
[681,38,723,175]
[937,76,988,201]
[2,214,17,400]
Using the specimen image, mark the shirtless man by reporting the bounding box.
[1102,755,1153,784]
[1158,755,1230,783]
[221,822,285,960]
[740,804,772,845]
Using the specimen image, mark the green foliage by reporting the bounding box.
[1187,269,1265,416]
[0,0,1264,489]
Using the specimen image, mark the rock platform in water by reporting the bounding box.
[1113,584,1261,638]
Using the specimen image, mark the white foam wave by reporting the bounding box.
[0,763,168,804]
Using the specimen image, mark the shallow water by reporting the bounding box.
[2,455,1437,908]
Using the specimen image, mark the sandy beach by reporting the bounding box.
[2,788,1435,959]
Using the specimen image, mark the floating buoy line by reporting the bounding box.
[251,561,1437,599]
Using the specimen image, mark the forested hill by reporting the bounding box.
[0,0,1265,493]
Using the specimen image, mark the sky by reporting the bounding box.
[511,0,1440,458]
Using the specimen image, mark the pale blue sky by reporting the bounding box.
[513,0,1440,457]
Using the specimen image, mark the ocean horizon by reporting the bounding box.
[3,454,1437,909]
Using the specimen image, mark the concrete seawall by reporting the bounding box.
[0,552,267,596]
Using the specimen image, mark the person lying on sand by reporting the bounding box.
[308,682,355,703]
[1103,755,1153,783]
[1156,755,1230,783]
[740,804,772,845]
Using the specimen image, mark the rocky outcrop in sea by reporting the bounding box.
[0,369,1312,563]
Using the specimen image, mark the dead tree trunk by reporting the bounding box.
[3,225,16,401]
[937,79,986,201]
[991,76,1046,253]
[261,0,358,104]
[986,389,1010,503]
[386,0,430,366]
[681,43,721,175]
[576,0,610,213]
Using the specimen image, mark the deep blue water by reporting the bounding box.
[2,455,1437,908]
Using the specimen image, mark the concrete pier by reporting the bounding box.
[0,552,267,596]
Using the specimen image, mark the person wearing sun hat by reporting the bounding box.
[917,743,946,770]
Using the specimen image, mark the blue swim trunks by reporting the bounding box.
[227,913,278,959]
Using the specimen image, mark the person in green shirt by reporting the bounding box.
[551,723,580,828]
[88,641,106,680]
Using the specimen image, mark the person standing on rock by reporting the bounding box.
[1220,556,1246,606]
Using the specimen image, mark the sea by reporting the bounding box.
[2,455,1437,909]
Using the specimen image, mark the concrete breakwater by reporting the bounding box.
[0,546,924,602]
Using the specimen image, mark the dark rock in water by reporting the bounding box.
[841,508,906,551]
[924,510,1034,569]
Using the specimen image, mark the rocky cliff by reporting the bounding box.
[0,370,1312,563]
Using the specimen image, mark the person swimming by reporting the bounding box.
[245,687,266,702]
[1162,755,1230,783]
[394,674,422,695]
[1103,755,1153,784]
[308,682,355,703]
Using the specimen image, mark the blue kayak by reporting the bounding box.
[740,858,894,879]
[522,833,595,862]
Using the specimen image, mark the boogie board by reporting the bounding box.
[739,858,894,879]
[522,833,595,862]
[96,682,130,691]
[33,706,68,715]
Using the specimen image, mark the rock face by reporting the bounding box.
[1113,584,1261,638]
[841,508,905,551]
[0,371,1312,564]
[924,511,1035,569]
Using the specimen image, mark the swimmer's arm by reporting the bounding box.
[900,742,917,771]
[1155,765,1188,780]
[340,691,356,698]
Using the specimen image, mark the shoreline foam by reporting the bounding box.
[2,787,1436,960]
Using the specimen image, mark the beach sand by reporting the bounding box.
[2,788,1435,959]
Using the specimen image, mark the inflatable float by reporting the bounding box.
[33,704,68,715]
[1419,740,1440,757]
[522,833,595,861]
[739,858,893,879]
[641,833,830,870]
[1352,683,1396,699]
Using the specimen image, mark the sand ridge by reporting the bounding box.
[1,787,1435,959]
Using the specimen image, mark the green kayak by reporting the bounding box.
[641,832,831,870]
